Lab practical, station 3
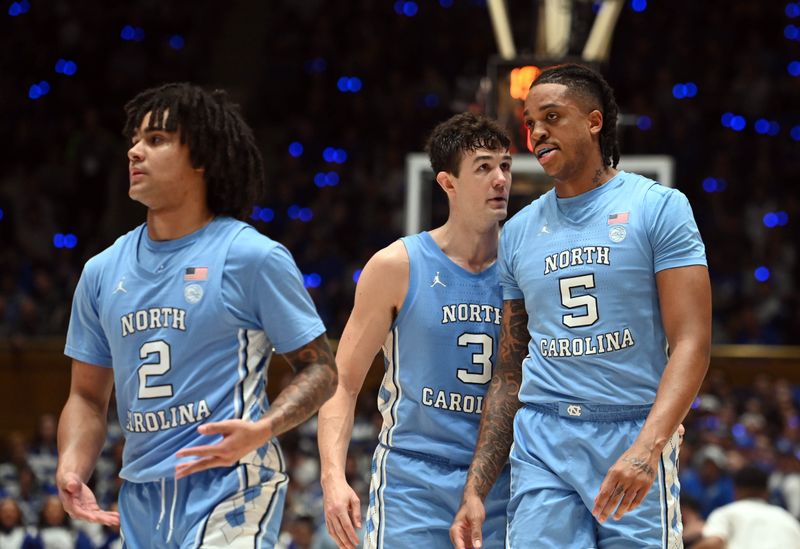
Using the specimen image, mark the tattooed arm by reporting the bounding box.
[450,299,528,549]
[175,333,337,478]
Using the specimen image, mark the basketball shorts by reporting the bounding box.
[507,403,682,549]
[365,444,510,549]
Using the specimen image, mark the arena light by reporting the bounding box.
[754,119,770,135]
[304,273,322,288]
[169,35,185,50]
[754,266,770,282]
[636,115,652,130]
[630,0,647,13]
[8,0,29,16]
[288,142,304,157]
[299,208,314,222]
[509,65,541,100]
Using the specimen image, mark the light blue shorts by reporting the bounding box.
[366,444,510,549]
[118,460,288,548]
[507,404,682,549]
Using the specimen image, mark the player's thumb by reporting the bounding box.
[351,496,362,528]
[470,522,483,549]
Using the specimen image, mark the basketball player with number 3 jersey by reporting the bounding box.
[318,113,513,549]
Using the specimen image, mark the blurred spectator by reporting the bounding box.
[694,465,800,549]
[0,497,37,548]
[681,445,736,518]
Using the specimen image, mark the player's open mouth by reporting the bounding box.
[536,147,557,160]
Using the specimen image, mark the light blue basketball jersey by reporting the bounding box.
[65,216,325,482]
[498,171,706,405]
[377,232,502,466]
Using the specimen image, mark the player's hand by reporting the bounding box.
[450,493,486,549]
[175,419,270,479]
[593,440,659,523]
[322,476,362,549]
[56,472,120,526]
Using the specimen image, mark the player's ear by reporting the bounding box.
[588,109,603,136]
[436,171,456,198]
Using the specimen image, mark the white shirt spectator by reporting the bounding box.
[702,498,800,549]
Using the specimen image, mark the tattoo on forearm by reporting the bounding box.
[467,300,528,500]
[267,334,337,437]
[623,456,655,479]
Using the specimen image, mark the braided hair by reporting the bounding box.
[123,83,264,219]
[531,64,620,168]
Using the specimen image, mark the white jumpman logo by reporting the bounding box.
[113,277,127,294]
[430,272,446,288]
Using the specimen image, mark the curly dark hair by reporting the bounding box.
[425,112,511,176]
[122,82,264,219]
[531,64,620,168]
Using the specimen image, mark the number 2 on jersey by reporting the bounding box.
[138,340,173,399]
[457,333,493,384]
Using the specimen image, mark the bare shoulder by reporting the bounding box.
[356,239,409,309]
[361,239,409,280]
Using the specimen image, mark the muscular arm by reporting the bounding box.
[637,265,711,455]
[57,360,114,483]
[56,360,119,525]
[594,264,711,521]
[463,298,528,500]
[317,242,408,549]
[264,332,338,437]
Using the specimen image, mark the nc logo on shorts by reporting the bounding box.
[184,283,204,304]
[608,225,626,243]
[566,404,582,417]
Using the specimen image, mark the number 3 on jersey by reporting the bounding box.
[138,340,173,399]
[457,333,493,384]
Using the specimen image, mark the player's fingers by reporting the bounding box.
[628,486,649,512]
[175,444,218,459]
[613,488,639,520]
[467,515,484,549]
[197,421,232,436]
[592,473,618,517]
[174,457,222,478]
[597,484,626,523]
[329,515,355,549]
[449,520,469,549]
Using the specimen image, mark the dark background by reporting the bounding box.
[0,1,798,546]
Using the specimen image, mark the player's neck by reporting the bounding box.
[430,219,499,273]
[146,204,215,241]
[554,163,617,198]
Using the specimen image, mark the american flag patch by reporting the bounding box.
[184,267,208,281]
[608,212,630,225]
